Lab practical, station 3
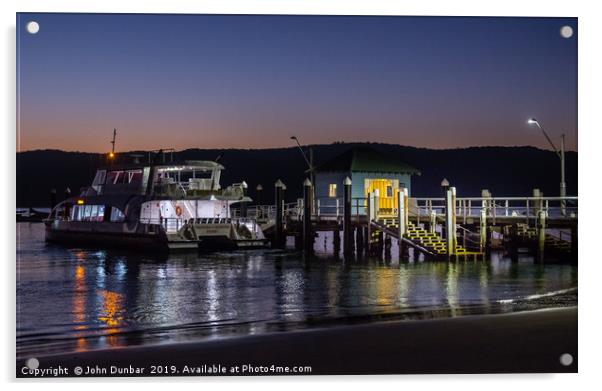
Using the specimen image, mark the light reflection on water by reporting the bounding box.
[16,223,577,358]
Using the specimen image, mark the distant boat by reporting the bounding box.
[44,157,268,251]
[16,208,50,222]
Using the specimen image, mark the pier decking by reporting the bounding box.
[235,180,577,262]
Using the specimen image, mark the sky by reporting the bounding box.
[16,13,577,153]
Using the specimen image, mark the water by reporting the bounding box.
[16,222,577,359]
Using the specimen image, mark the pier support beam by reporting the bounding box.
[480,207,487,253]
[509,224,519,263]
[384,234,392,261]
[274,179,285,248]
[333,229,341,257]
[533,188,542,216]
[367,192,374,253]
[356,226,364,255]
[536,209,547,263]
[302,178,313,254]
[343,177,353,256]
[445,187,457,257]
[429,210,436,234]
[397,187,408,259]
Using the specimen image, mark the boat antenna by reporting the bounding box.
[215,152,224,162]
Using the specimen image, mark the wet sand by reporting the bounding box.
[17,307,577,376]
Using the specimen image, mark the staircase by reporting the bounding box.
[378,219,472,256]
[516,224,571,254]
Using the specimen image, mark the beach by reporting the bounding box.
[17,307,577,376]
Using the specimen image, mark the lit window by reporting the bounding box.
[110,207,126,222]
[329,184,337,198]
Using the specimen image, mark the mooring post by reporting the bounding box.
[372,189,380,220]
[536,209,546,263]
[240,181,248,218]
[302,178,313,254]
[446,187,457,257]
[510,224,519,263]
[356,226,364,255]
[430,210,436,234]
[343,176,353,255]
[480,207,487,252]
[397,187,408,257]
[367,191,374,253]
[274,179,285,248]
[50,188,57,210]
[333,229,341,257]
[384,233,392,261]
[533,188,542,216]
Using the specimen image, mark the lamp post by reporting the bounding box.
[527,118,567,216]
[290,136,315,212]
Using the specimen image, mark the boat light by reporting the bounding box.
[77,199,85,205]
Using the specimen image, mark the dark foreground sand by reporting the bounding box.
[17,307,577,377]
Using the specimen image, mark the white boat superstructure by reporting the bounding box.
[45,158,269,251]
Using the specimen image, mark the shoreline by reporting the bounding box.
[17,306,577,376]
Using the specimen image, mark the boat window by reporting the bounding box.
[70,204,105,222]
[106,171,123,185]
[110,207,126,222]
[127,170,143,184]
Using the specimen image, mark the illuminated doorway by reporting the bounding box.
[365,179,399,216]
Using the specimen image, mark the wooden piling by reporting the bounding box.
[536,209,546,263]
[333,229,341,257]
[384,234,392,260]
[356,226,364,255]
[445,187,457,257]
[509,224,519,263]
[533,189,542,216]
[343,177,353,255]
[367,192,373,253]
[274,179,285,248]
[397,188,408,259]
[429,210,436,234]
[302,178,313,254]
[479,207,487,253]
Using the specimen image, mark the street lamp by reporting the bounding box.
[290,136,312,169]
[527,118,567,216]
[290,136,315,212]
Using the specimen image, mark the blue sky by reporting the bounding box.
[17,13,577,152]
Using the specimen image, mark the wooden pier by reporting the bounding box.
[234,179,578,263]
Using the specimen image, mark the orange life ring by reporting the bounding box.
[175,206,182,216]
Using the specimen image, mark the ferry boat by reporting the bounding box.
[44,157,269,251]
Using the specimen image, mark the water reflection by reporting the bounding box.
[16,223,577,359]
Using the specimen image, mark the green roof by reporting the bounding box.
[315,146,420,175]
